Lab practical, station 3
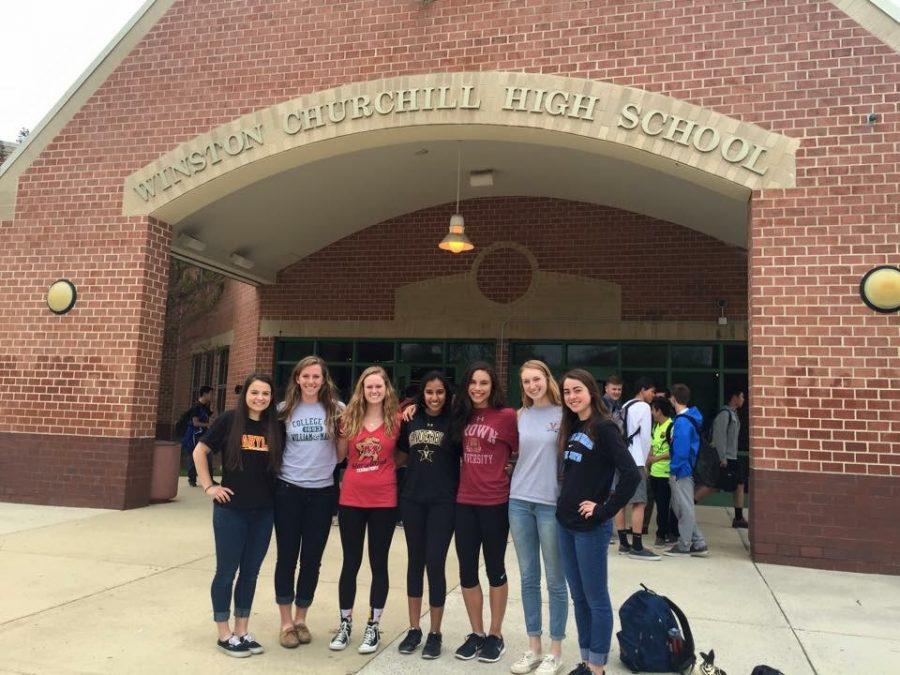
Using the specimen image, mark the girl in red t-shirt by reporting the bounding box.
[451,361,518,664]
[330,366,401,655]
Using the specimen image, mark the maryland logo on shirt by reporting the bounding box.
[354,436,383,469]
[241,434,269,452]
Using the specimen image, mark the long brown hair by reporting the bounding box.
[225,373,284,472]
[519,359,562,407]
[279,355,342,439]
[341,366,400,439]
[451,361,506,443]
[558,368,610,456]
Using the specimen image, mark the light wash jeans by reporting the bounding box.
[508,498,568,640]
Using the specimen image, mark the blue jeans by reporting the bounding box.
[211,505,274,622]
[509,498,568,640]
[557,518,614,667]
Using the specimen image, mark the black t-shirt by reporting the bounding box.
[397,410,459,504]
[200,411,278,510]
[556,418,639,531]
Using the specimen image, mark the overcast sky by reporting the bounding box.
[1,0,898,143]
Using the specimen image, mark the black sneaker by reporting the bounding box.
[454,632,485,660]
[329,618,352,651]
[732,517,749,529]
[654,536,667,547]
[618,542,632,555]
[217,634,251,658]
[567,663,591,675]
[238,633,264,654]
[398,627,423,654]
[478,634,506,663]
[663,545,692,557]
[421,632,442,659]
[358,620,381,654]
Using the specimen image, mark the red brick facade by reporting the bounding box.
[0,1,896,571]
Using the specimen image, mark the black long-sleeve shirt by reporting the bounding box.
[556,418,640,531]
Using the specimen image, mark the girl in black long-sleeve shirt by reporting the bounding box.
[556,369,639,675]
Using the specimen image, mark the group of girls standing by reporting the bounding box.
[192,357,639,675]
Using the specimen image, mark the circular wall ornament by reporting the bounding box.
[47,279,77,315]
[473,242,537,305]
[859,265,899,314]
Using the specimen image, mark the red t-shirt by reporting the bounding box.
[339,420,401,508]
[457,407,519,506]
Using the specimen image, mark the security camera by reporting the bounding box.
[867,113,879,124]
[716,299,727,308]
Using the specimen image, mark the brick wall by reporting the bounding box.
[261,197,749,323]
[0,0,895,573]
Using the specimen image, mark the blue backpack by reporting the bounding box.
[617,584,695,673]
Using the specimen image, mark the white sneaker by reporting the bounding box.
[536,654,563,675]
[329,618,351,651]
[510,650,542,674]
[358,620,381,654]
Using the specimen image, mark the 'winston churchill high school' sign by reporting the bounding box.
[123,71,798,215]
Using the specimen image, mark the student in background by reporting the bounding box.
[664,383,708,558]
[647,398,678,547]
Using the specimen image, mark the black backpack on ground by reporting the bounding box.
[678,414,719,488]
[174,407,193,440]
[617,584,695,673]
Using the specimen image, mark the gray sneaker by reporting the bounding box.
[663,545,692,557]
[690,545,710,557]
[628,548,661,561]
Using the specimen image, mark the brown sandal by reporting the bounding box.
[279,626,300,648]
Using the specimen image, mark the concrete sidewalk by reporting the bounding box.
[2,478,898,674]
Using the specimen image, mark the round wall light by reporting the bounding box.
[47,279,77,315]
[859,265,899,314]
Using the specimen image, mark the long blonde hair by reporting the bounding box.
[280,355,342,439]
[341,366,399,439]
[519,359,562,407]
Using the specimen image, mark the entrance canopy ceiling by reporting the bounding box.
[175,136,751,284]
[122,72,799,283]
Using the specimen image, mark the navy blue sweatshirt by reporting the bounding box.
[556,418,640,531]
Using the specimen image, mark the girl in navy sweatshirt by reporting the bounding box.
[556,369,639,675]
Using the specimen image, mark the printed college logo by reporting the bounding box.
[241,434,269,452]
[356,436,382,463]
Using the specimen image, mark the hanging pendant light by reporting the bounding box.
[439,144,474,254]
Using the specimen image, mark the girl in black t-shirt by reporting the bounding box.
[193,373,284,659]
[395,371,458,659]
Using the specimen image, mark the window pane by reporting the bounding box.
[329,365,353,403]
[217,348,229,385]
[567,343,618,367]
[511,343,563,368]
[724,344,748,369]
[621,370,667,399]
[622,343,667,367]
[448,342,495,364]
[318,341,353,363]
[671,344,716,368]
[400,341,443,364]
[357,341,394,363]
[671,371,720,423]
[278,340,315,363]
[274,363,295,401]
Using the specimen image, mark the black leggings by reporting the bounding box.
[273,480,336,607]
[401,498,455,608]
[338,505,397,611]
[650,476,679,539]
[455,502,509,588]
